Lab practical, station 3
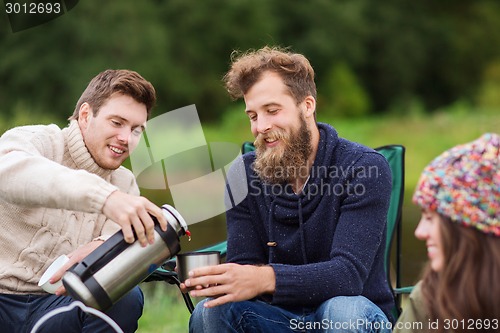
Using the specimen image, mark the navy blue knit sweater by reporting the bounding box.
[225,123,395,321]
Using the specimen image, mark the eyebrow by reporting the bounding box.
[245,102,282,114]
[111,115,146,131]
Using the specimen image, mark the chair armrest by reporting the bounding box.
[394,286,414,295]
[144,267,179,285]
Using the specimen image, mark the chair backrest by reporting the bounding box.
[374,145,405,318]
[241,141,255,154]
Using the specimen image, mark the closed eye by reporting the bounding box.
[131,127,143,136]
[246,111,257,121]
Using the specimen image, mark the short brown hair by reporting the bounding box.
[69,69,156,120]
[223,46,316,104]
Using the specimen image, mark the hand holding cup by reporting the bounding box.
[176,251,221,286]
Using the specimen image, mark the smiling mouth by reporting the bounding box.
[109,145,126,155]
[262,138,281,149]
[265,138,278,143]
[426,244,438,256]
[255,132,284,149]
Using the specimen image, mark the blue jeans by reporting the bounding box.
[0,286,143,333]
[190,296,391,333]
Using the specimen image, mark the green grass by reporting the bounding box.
[138,283,194,333]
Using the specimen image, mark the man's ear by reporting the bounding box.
[302,96,316,118]
[78,103,92,129]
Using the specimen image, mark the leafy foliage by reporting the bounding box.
[1,0,500,122]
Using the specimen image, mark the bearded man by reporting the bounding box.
[184,47,395,333]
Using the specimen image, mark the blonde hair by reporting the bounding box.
[223,46,316,104]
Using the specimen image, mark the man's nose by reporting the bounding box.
[255,116,272,134]
[116,127,131,143]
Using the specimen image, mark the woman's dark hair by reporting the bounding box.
[420,216,500,332]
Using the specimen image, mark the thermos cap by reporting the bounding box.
[161,204,189,235]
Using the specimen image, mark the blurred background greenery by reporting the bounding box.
[1,1,500,332]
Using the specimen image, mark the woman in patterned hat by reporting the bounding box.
[395,133,500,333]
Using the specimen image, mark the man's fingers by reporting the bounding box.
[149,204,168,232]
[121,224,135,243]
[50,261,73,283]
[103,191,167,245]
[131,215,147,246]
[138,209,156,244]
[54,285,67,296]
[202,293,232,308]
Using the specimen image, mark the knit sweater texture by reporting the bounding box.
[225,122,395,321]
[0,120,139,294]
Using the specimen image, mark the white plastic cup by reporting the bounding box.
[38,255,70,294]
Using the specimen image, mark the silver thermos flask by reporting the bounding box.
[62,204,189,311]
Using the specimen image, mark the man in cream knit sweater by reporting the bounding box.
[0,69,168,332]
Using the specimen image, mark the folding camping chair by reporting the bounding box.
[146,142,410,318]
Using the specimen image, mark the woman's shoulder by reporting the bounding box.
[394,281,429,333]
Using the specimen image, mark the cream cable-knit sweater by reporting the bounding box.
[0,120,139,294]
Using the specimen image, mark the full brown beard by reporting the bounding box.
[253,115,312,186]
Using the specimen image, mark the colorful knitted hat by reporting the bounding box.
[413,133,500,237]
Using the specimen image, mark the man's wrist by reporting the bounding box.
[259,265,276,294]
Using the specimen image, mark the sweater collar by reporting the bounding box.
[260,123,338,220]
[312,122,339,175]
[64,120,113,179]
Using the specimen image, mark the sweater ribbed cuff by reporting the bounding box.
[89,182,118,213]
